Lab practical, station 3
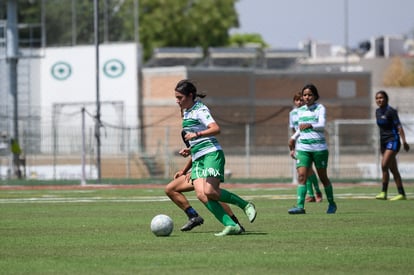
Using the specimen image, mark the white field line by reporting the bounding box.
[0,193,383,204]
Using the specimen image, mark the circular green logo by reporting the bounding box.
[103,59,125,78]
[51,62,72,80]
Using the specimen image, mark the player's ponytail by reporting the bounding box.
[175,79,206,100]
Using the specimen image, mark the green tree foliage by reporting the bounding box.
[229,33,268,48]
[139,0,239,60]
[383,57,414,87]
[2,0,240,61]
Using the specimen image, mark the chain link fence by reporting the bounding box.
[1,110,413,182]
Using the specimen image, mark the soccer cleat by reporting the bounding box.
[316,192,323,202]
[326,203,337,214]
[390,194,407,201]
[244,202,257,223]
[180,216,204,231]
[375,192,387,200]
[214,224,243,237]
[288,207,306,214]
[306,196,316,202]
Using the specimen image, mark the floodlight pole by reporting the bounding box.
[134,0,145,153]
[81,107,86,186]
[94,0,102,182]
[6,0,20,178]
[344,0,349,71]
[6,1,18,141]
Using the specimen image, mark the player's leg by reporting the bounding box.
[314,150,336,214]
[220,202,245,232]
[376,146,390,199]
[288,150,309,214]
[388,152,406,200]
[193,177,240,235]
[218,188,256,223]
[201,177,243,236]
[289,166,308,214]
[192,152,243,236]
[164,174,204,231]
[200,176,236,227]
[165,174,194,210]
[202,150,256,223]
[305,168,316,202]
[310,168,323,202]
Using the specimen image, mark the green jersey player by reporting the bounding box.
[288,84,337,214]
[174,79,257,236]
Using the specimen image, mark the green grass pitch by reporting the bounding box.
[0,183,413,274]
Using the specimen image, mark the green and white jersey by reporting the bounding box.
[182,101,222,161]
[289,107,299,131]
[296,103,328,152]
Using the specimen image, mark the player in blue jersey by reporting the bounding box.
[288,84,337,214]
[374,90,410,201]
[174,79,256,236]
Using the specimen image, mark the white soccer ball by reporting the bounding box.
[150,214,174,237]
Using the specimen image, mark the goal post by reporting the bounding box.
[329,118,414,180]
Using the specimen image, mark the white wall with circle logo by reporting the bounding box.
[40,43,138,126]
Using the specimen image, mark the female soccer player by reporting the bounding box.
[374,90,410,200]
[174,79,256,236]
[288,84,337,214]
[289,92,323,203]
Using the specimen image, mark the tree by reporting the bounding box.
[139,0,239,60]
[2,0,240,61]
[383,57,414,87]
[228,33,268,49]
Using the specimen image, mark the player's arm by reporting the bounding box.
[174,159,192,179]
[289,127,299,150]
[288,129,300,159]
[398,125,410,152]
[186,122,220,140]
[178,148,191,158]
[288,138,296,152]
[301,105,326,131]
[393,111,410,152]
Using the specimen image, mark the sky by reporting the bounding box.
[232,0,414,49]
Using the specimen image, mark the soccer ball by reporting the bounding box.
[150,214,174,237]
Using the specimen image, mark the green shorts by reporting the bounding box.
[296,150,329,169]
[191,150,225,182]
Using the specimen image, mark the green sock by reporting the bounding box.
[219,189,248,209]
[309,174,321,194]
[306,178,315,197]
[297,184,307,208]
[205,200,236,226]
[324,183,335,204]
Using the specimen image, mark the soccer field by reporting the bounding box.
[0,183,413,275]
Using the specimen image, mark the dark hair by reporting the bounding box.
[301,83,320,101]
[376,90,389,103]
[175,79,206,100]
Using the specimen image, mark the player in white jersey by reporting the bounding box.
[174,79,257,236]
[288,84,337,214]
[289,92,322,203]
